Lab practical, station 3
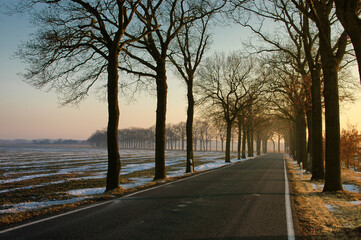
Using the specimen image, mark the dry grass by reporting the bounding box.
[286,156,361,239]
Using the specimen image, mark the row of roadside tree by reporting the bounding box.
[14,0,361,192]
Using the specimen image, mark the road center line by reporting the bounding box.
[283,155,296,240]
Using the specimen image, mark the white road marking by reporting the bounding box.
[283,155,296,240]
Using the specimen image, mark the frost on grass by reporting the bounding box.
[342,184,360,193]
[310,183,322,191]
[0,180,67,194]
[67,188,105,196]
[324,203,337,212]
[0,197,89,214]
[122,178,153,189]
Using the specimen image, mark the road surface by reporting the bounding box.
[0,153,297,240]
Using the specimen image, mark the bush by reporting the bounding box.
[340,125,361,171]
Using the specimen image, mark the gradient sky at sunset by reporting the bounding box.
[1,5,360,140]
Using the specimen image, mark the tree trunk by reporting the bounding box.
[182,136,185,151]
[323,61,342,191]
[262,138,268,154]
[295,110,307,167]
[106,52,121,191]
[256,131,261,155]
[316,12,343,192]
[311,66,325,180]
[225,121,232,162]
[154,65,167,180]
[247,127,252,157]
[242,124,247,158]
[186,81,194,173]
[237,122,242,160]
[250,127,254,156]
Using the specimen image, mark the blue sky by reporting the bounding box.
[0,3,360,140]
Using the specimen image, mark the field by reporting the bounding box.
[0,144,241,228]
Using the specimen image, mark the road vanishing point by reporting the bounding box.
[1,153,297,240]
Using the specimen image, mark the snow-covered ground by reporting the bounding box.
[0,197,89,214]
[0,145,249,214]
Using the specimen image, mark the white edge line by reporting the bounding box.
[283,155,296,240]
[0,158,249,235]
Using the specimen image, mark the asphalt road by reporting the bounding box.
[0,153,296,240]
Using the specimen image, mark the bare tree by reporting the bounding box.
[196,52,257,162]
[173,122,186,150]
[14,0,150,191]
[169,16,212,172]
[211,116,227,152]
[119,0,225,180]
[166,124,177,150]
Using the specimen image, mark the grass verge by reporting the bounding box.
[285,155,361,240]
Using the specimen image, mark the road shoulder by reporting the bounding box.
[285,155,361,240]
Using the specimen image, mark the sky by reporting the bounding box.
[0,3,360,140]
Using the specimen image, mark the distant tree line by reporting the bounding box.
[88,117,286,155]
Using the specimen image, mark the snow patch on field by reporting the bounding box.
[122,178,153,189]
[0,197,89,214]
[311,183,322,190]
[0,173,65,184]
[324,204,337,212]
[342,184,359,193]
[195,162,228,171]
[0,180,67,194]
[68,188,105,196]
